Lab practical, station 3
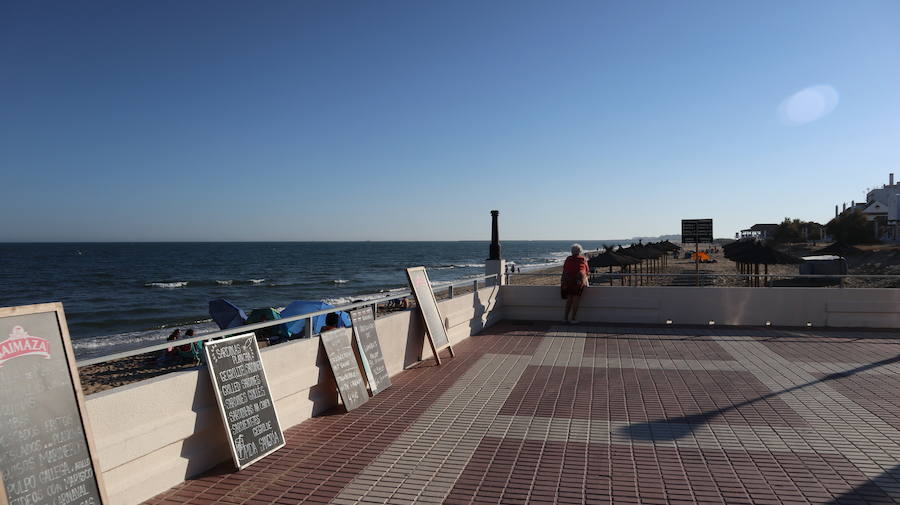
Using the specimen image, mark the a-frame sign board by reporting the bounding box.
[349,307,391,395]
[319,327,370,412]
[204,333,286,470]
[405,267,454,365]
[0,302,109,505]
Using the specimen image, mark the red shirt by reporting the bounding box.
[563,255,589,276]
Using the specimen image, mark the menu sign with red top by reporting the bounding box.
[0,303,108,505]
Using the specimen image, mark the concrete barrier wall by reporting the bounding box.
[501,285,900,328]
[85,285,501,505]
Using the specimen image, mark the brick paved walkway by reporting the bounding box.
[145,323,900,505]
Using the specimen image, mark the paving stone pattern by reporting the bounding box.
[144,322,900,505]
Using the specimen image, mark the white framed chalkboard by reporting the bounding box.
[349,307,391,395]
[405,267,454,365]
[320,328,370,412]
[204,333,285,470]
[0,302,109,505]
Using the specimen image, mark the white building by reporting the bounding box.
[888,192,900,242]
[866,173,898,205]
[841,173,900,241]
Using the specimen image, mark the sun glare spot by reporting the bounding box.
[777,85,839,125]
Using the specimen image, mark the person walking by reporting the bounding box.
[561,243,589,323]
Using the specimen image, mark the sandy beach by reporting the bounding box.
[510,243,900,288]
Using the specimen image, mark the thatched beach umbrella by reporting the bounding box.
[657,240,682,252]
[723,240,760,261]
[643,243,667,270]
[813,242,863,257]
[588,248,640,286]
[651,240,681,268]
[724,240,757,285]
[727,242,803,286]
[620,244,663,285]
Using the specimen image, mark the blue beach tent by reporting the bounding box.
[280,301,351,338]
[208,299,247,330]
[245,308,290,344]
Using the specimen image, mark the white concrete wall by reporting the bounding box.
[85,285,501,505]
[501,285,900,328]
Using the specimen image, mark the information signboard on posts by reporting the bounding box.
[349,307,391,395]
[405,267,454,365]
[681,219,713,244]
[319,328,370,411]
[0,302,109,505]
[204,333,285,470]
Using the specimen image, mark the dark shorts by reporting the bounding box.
[561,283,584,299]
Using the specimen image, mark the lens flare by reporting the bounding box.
[777,85,839,125]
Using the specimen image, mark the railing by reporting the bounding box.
[507,272,900,288]
[76,273,501,368]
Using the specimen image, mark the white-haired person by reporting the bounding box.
[560,243,589,323]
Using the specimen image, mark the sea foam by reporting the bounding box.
[145,281,188,289]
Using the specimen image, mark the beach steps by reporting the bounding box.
[669,269,715,286]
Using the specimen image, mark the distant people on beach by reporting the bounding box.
[178,328,202,365]
[561,243,589,324]
[178,329,194,352]
[156,329,182,365]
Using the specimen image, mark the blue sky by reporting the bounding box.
[2,1,899,241]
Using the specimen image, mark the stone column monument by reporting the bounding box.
[485,210,506,286]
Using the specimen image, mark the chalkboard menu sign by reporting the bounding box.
[405,267,454,365]
[204,334,285,470]
[319,328,369,412]
[349,308,391,395]
[0,303,108,505]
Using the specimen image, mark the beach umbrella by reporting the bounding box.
[813,242,863,257]
[652,241,681,267]
[208,299,247,330]
[724,240,760,285]
[588,249,639,286]
[729,242,802,265]
[280,301,351,338]
[728,242,802,287]
[723,240,756,260]
[655,240,681,252]
[246,308,290,343]
[619,244,662,285]
[643,243,667,269]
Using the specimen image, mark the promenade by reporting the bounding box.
[144,322,900,505]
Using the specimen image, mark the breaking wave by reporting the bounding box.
[145,281,188,289]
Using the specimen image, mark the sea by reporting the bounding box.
[0,241,621,360]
